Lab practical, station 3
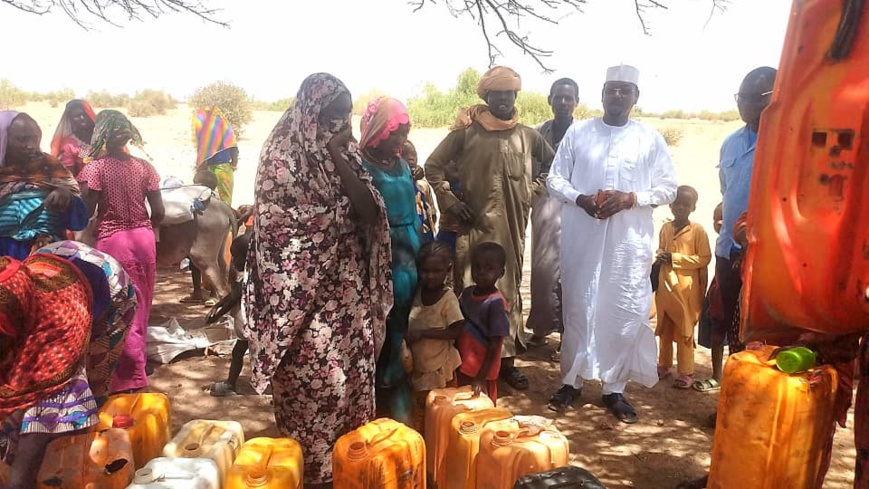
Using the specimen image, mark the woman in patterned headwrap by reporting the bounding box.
[78,110,164,394]
[50,99,97,176]
[192,107,239,204]
[358,97,418,424]
[245,73,392,488]
[0,111,89,260]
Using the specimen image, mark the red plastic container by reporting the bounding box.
[742,0,869,341]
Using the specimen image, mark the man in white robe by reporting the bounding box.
[546,65,677,423]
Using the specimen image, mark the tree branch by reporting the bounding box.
[1,0,226,28]
[413,0,730,72]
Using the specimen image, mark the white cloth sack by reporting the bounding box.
[146,317,236,364]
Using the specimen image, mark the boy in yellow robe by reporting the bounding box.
[655,186,712,388]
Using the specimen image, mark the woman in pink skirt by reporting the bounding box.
[78,110,164,393]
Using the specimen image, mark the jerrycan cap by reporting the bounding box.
[775,347,818,374]
[246,471,270,487]
[348,441,369,460]
[459,421,478,434]
[492,430,513,447]
[132,467,158,484]
[112,415,134,429]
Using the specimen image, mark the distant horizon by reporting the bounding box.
[2,79,744,117]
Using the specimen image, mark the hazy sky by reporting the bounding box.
[1,0,792,112]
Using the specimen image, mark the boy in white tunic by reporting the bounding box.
[546,65,677,423]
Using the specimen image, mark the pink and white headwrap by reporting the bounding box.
[359,98,410,150]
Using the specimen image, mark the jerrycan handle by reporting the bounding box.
[368,427,399,448]
[256,445,274,471]
[183,423,216,454]
[454,391,483,402]
[129,393,142,411]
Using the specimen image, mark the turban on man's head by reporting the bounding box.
[476,66,522,100]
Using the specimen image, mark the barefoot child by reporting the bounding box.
[207,232,250,396]
[456,242,509,402]
[406,241,464,432]
[654,186,712,389]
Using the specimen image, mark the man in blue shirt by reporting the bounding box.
[694,66,777,393]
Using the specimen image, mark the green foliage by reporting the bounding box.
[353,89,388,115]
[269,97,295,111]
[189,81,253,136]
[128,89,176,117]
[0,79,28,109]
[574,103,603,120]
[251,97,295,112]
[408,67,608,128]
[660,126,684,147]
[660,109,686,120]
[407,68,486,128]
[697,109,740,122]
[47,89,75,108]
[644,108,740,122]
[87,90,130,108]
[515,92,550,126]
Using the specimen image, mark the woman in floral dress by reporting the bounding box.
[244,73,392,488]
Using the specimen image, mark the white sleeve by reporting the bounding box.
[546,126,581,205]
[635,132,678,207]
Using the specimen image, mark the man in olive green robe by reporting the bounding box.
[425,66,555,389]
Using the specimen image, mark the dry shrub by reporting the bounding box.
[660,126,684,147]
[128,89,176,117]
[189,81,253,136]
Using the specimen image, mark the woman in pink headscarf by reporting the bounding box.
[359,97,417,424]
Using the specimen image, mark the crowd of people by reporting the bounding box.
[1,60,868,489]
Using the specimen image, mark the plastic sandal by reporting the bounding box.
[548,385,581,413]
[691,378,721,392]
[602,393,638,424]
[674,375,694,389]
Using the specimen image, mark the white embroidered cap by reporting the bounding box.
[605,65,640,85]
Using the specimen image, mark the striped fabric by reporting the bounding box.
[0,190,61,241]
[193,107,238,167]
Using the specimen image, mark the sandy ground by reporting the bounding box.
[15,102,861,487]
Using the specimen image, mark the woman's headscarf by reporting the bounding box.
[50,100,96,158]
[0,111,20,167]
[192,107,238,167]
[245,73,393,391]
[0,112,81,200]
[359,98,410,150]
[89,110,144,159]
[0,254,93,420]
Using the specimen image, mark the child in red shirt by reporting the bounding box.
[456,242,510,402]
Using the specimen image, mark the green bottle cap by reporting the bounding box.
[776,347,817,374]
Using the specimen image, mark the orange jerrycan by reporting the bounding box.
[333,418,426,488]
[37,428,134,488]
[475,422,570,489]
[225,437,304,489]
[425,386,494,484]
[162,420,245,485]
[97,392,171,469]
[742,0,869,341]
[441,407,514,489]
[708,346,838,488]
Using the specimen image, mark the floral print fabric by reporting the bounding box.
[244,73,392,485]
